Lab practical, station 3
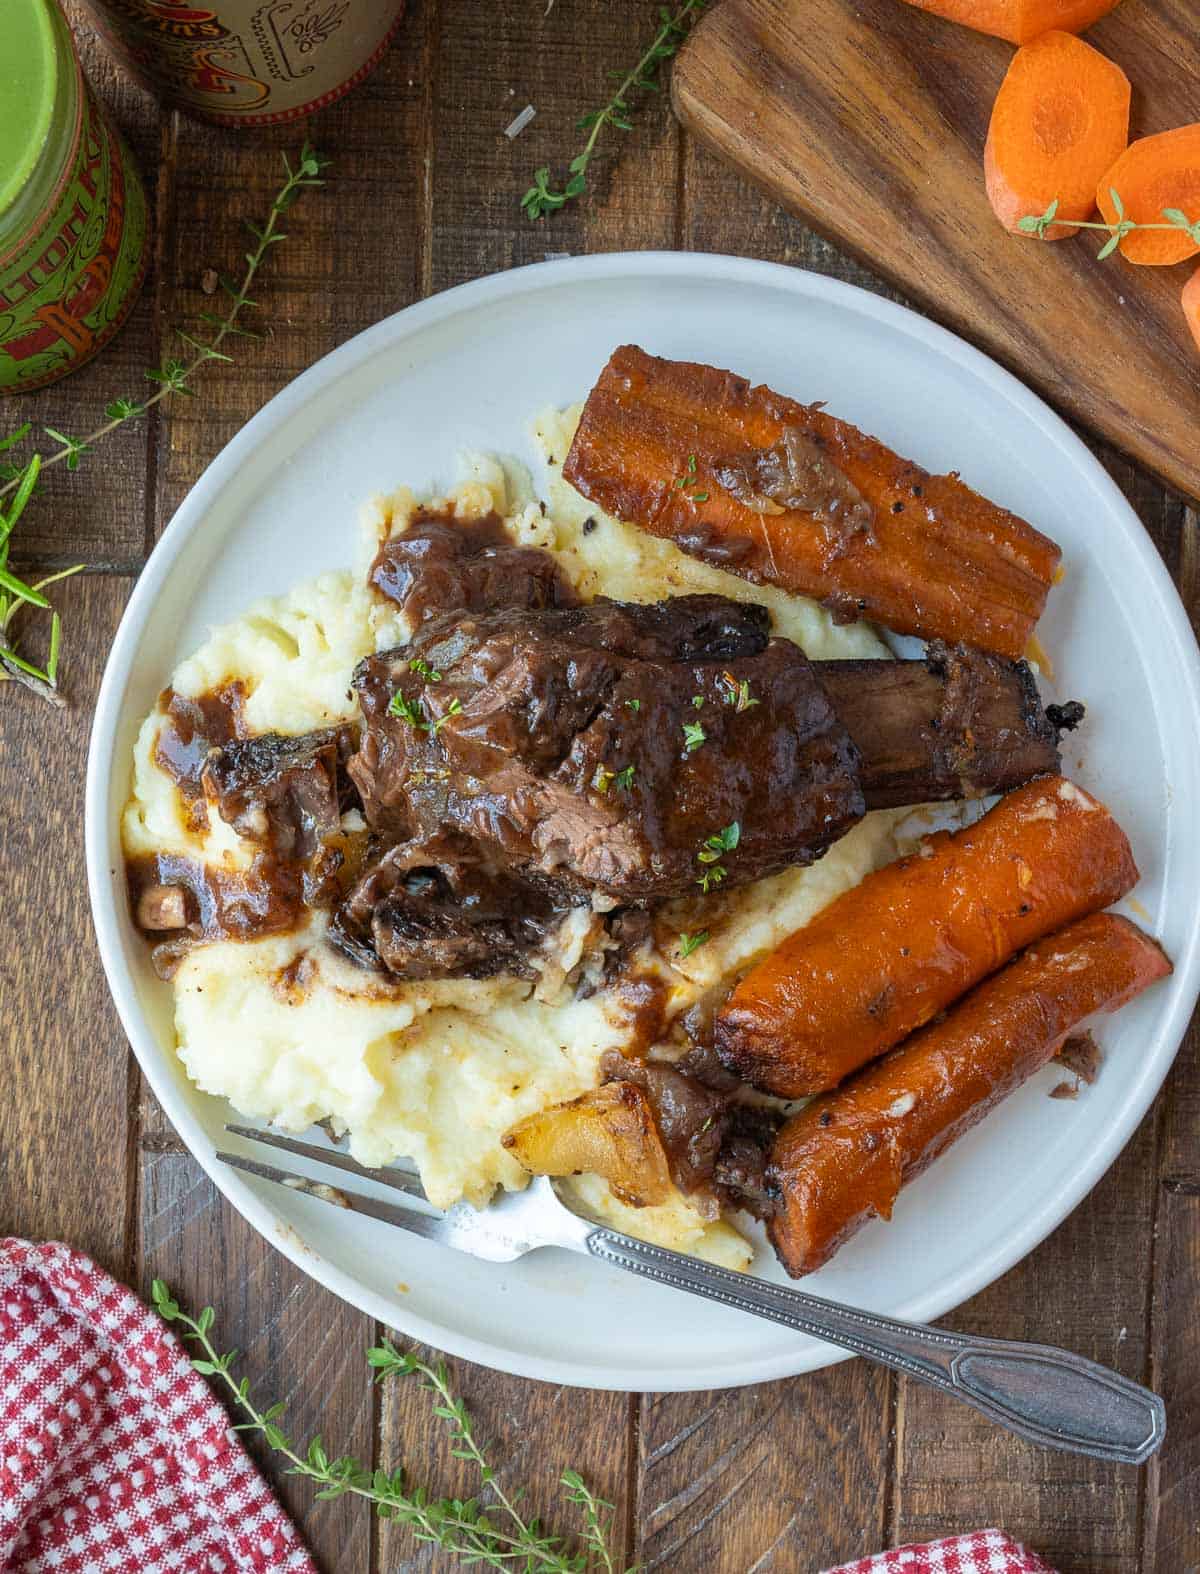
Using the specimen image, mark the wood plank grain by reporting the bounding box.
[1143,1021,1200,1574]
[891,1109,1159,1572]
[137,1150,376,1574]
[674,0,1200,501]
[429,0,682,295]
[376,1362,632,1573]
[149,3,433,538]
[637,1364,893,1570]
[0,574,135,1270]
[6,10,162,570]
[1144,547,1200,1574]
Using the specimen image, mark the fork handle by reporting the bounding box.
[585,1230,1164,1464]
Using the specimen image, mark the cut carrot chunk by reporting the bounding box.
[986,33,1129,239]
[1097,125,1200,265]
[563,346,1061,660]
[767,912,1171,1277]
[898,0,1122,46]
[715,775,1138,1098]
[1183,265,1200,353]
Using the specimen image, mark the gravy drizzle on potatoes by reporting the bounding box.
[122,407,905,1269]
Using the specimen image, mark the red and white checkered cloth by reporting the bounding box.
[0,1238,316,1574]
[826,1529,1058,1573]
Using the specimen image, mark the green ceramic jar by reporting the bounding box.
[0,0,149,393]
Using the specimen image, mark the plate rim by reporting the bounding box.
[85,249,1200,1391]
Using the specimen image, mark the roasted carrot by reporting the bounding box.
[715,775,1138,1098]
[562,347,1061,660]
[1097,126,1200,265]
[1182,264,1200,352]
[986,33,1129,239]
[768,912,1171,1277]
[897,0,1122,45]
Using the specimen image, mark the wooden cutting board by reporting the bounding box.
[672,0,1200,501]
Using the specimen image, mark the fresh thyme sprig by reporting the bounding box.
[0,448,76,705]
[151,1284,631,1571]
[0,142,329,704]
[1019,190,1200,259]
[521,0,707,221]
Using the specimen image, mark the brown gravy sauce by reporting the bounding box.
[369,508,576,626]
[153,682,249,838]
[127,850,310,978]
[714,426,876,569]
[154,682,248,798]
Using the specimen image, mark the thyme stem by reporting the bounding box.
[151,1284,630,1571]
[1019,193,1200,259]
[0,142,328,704]
[521,0,707,220]
[0,144,328,505]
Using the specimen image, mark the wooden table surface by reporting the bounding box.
[3,5,1198,1571]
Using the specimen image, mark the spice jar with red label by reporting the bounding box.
[78,1,407,127]
[1,0,150,394]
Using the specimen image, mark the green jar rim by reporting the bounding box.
[0,0,59,218]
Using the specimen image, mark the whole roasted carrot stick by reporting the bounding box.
[767,912,1171,1278]
[562,346,1061,659]
[715,775,1138,1097]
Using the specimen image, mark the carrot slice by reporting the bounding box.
[767,912,1171,1277]
[898,0,1122,46]
[1183,265,1200,353]
[986,33,1129,239]
[1097,126,1200,265]
[714,774,1138,1098]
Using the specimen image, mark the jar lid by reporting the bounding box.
[0,0,58,218]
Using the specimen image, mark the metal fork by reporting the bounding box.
[219,1124,1165,1464]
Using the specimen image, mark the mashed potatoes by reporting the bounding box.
[123,407,902,1270]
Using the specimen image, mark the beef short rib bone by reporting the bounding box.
[816,641,1068,809]
[349,595,865,903]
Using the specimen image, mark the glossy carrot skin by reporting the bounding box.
[768,912,1171,1278]
[715,776,1138,1097]
[562,345,1061,659]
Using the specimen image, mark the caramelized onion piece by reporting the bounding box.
[502,1081,672,1207]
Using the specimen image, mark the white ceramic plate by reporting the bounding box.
[86,253,1200,1392]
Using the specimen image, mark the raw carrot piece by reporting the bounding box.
[985,33,1130,238]
[1097,125,1200,265]
[898,0,1122,46]
[1183,265,1200,353]
[767,911,1171,1277]
[714,774,1138,1098]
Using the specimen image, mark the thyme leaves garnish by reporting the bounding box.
[696,821,739,891]
[720,672,759,712]
[389,690,462,735]
[677,930,709,959]
[681,721,706,753]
